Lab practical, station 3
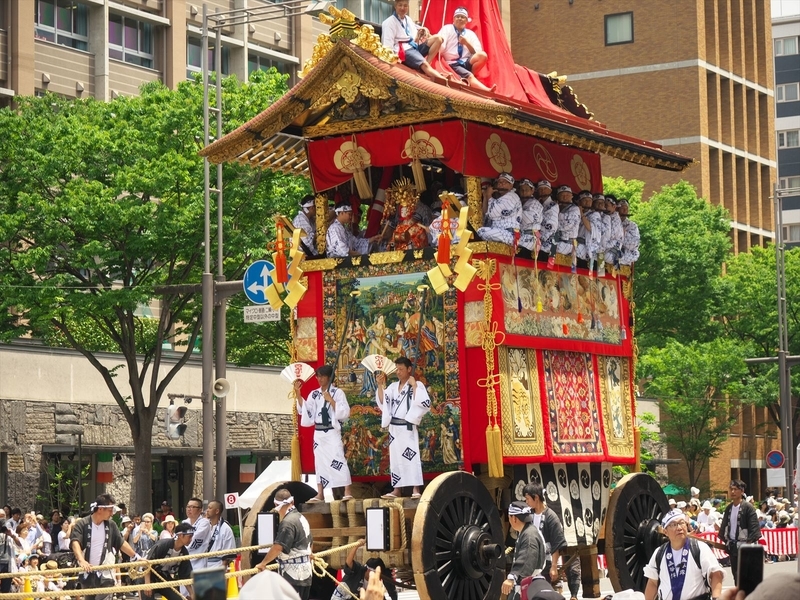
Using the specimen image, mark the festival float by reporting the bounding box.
[200,2,694,598]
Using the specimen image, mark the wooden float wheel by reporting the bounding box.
[604,472,670,593]
[411,472,505,600]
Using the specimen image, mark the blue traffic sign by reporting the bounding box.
[243,260,275,305]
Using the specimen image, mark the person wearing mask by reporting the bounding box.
[255,489,313,600]
[503,501,545,600]
[70,493,142,600]
[718,480,760,586]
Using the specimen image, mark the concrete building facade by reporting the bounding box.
[510,0,777,254]
[774,12,800,243]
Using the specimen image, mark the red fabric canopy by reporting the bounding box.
[306,122,602,193]
[420,0,566,111]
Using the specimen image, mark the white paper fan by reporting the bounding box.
[280,362,316,383]
[361,354,397,376]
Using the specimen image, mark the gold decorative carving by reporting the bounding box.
[301,6,398,78]
[368,251,406,265]
[466,240,514,257]
[315,194,328,255]
[335,71,362,104]
[466,177,484,232]
[351,256,362,266]
[303,258,341,272]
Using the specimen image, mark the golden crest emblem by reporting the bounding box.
[402,129,444,160]
[485,133,512,173]
[570,154,592,190]
[333,140,372,174]
[533,143,559,182]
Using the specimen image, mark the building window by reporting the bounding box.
[605,12,633,46]
[187,37,229,79]
[780,176,800,192]
[783,225,800,242]
[778,130,800,148]
[333,1,392,23]
[775,36,799,56]
[109,14,154,68]
[777,82,800,103]
[35,0,89,51]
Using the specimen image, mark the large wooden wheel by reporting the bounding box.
[604,472,670,593]
[411,472,505,600]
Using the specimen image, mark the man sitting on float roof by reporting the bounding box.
[382,1,443,80]
[435,7,495,93]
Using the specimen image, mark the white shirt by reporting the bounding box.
[438,24,482,63]
[87,521,106,566]
[643,541,723,600]
[381,12,419,53]
[183,515,212,568]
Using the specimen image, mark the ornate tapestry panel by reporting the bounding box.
[499,348,545,458]
[597,356,635,458]
[542,351,603,456]
[323,263,461,477]
[512,462,612,546]
[500,264,622,344]
[295,317,318,362]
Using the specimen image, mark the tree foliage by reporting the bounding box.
[0,70,308,511]
[639,339,749,487]
[629,181,731,350]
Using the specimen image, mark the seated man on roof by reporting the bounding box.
[382,1,443,80]
[326,202,381,258]
[435,7,495,92]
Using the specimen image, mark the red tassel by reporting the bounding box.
[577,312,584,324]
[398,43,406,62]
[438,232,451,263]
[562,323,569,336]
[275,223,289,284]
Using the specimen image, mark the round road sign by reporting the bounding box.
[766,450,785,469]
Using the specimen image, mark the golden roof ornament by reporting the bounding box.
[300,5,398,78]
[388,177,418,208]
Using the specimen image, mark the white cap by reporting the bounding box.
[668,498,677,506]
[662,509,686,528]
[691,487,700,496]
[677,501,687,509]
[702,501,713,510]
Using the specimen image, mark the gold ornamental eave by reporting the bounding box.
[201,41,692,173]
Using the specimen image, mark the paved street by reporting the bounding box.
[395,558,800,599]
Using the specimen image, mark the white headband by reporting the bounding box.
[508,504,531,516]
[335,205,352,214]
[662,509,686,528]
[274,496,294,508]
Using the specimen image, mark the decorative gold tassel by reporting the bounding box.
[411,158,427,193]
[353,168,372,199]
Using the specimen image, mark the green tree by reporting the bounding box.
[717,245,800,449]
[0,71,307,513]
[630,181,731,351]
[639,338,749,487]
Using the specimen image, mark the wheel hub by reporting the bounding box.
[635,517,664,564]
[452,525,502,579]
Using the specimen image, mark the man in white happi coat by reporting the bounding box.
[517,178,542,258]
[297,365,353,502]
[575,190,602,267]
[478,172,521,246]
[375,356,431,499]
[554,185,581,257]
[326,202,380,258]
[429,191,466,248]
[435,7,494,92]
[293,195,318,257]
[203,500,237,570]
[537,181,559,260]
[381,0,443,80]
[617,200,640,266]
[183,497,212,570]
[603,196,624,267]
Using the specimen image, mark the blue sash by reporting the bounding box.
[666,540,690,600]
[394,13,418,49]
